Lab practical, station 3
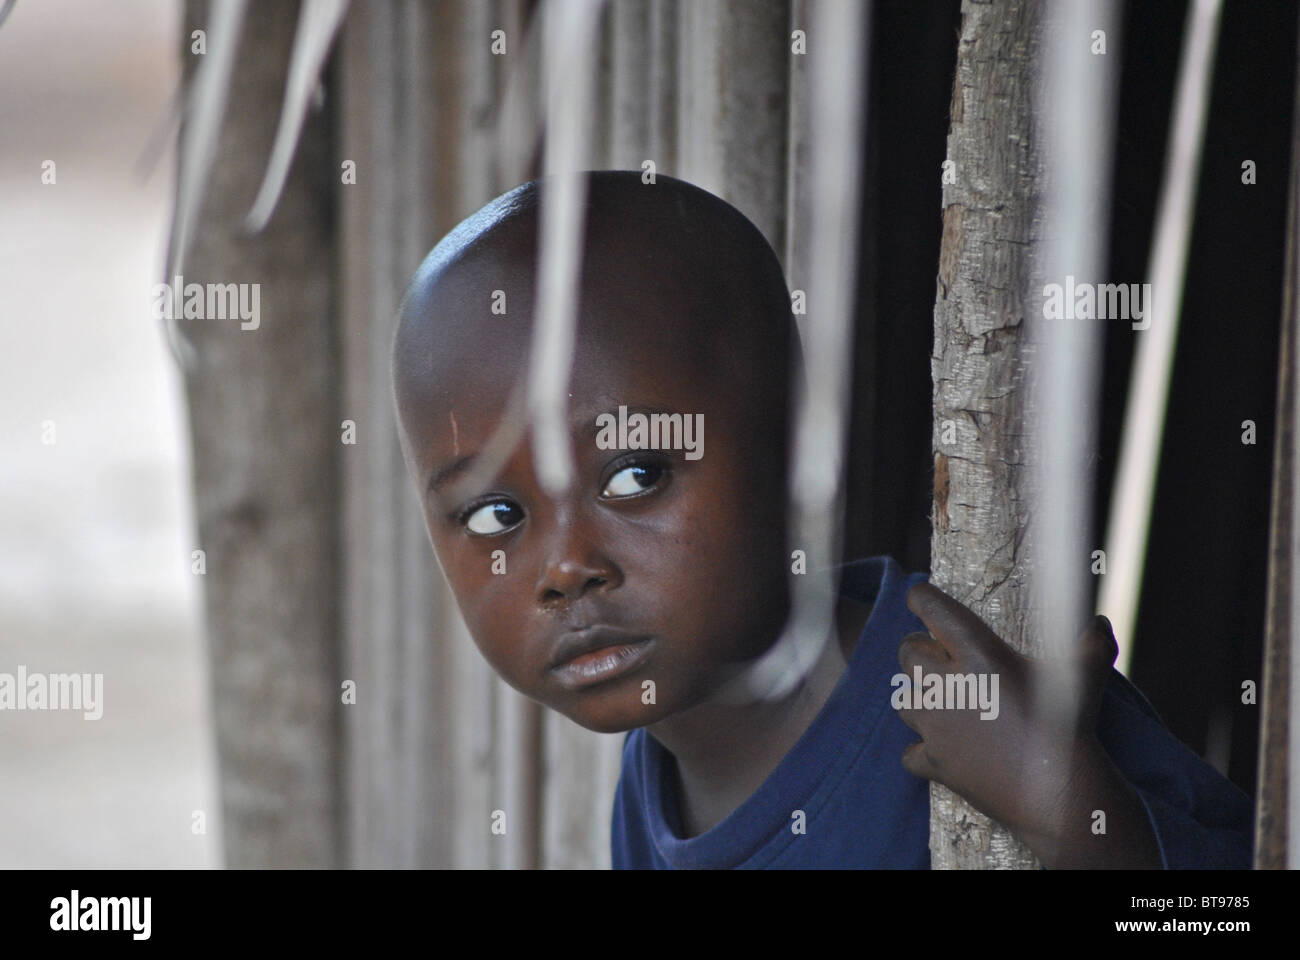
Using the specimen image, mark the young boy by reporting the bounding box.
[391,171,1253,869]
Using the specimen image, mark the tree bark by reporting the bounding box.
[929,0,1045,870]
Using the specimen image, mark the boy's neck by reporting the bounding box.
[647,593,875,838]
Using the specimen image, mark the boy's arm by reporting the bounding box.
[898,582,1251,869]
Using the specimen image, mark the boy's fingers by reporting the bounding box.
[894,634,944,736]
[905,582,1004,660]
[895,705,926,735]
[901,739,940,782]
[1075,615,1118,720]
[1071,615,1118,689]
[1081,615,1119,667]
[897,630,950,673]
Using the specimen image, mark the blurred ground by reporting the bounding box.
[0,0,220,867]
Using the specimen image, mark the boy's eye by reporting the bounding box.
[463,500,524,535]
[601,463,665,498]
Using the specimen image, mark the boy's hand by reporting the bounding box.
[898,582,1161,868]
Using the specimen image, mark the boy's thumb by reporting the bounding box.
[1083,614,1119,669]
[1072,616,1118,729]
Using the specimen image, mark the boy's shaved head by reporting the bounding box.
[392,171,803,734]
[393,171,799,453]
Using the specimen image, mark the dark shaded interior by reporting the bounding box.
[847,0,1297,797]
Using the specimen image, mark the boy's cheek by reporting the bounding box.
[444,555,518,627]
[429,541,524,641]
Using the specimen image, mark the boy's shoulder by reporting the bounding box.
[611,554,934,869]
[837,554,931,641]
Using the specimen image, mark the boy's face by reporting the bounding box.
[395,235,792,733]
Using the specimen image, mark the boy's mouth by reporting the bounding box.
[549,626,655,690]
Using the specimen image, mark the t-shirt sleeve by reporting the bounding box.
[1095,669,1253,868]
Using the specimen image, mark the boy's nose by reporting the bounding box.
[534,522,620,606]
[535,558,615,606]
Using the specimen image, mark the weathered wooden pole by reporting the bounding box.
[928,0,1046,870]
[178,0,342,867]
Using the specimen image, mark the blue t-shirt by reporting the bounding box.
[610,556,1253,868]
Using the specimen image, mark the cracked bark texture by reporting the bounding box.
[928,0,1046,870]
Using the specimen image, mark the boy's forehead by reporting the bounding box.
[398,235,738,410]
[392,177,795,473]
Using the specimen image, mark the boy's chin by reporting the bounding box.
[552,698,665,735]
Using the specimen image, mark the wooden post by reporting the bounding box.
[928,0,1045,870]
[179,0,342,868]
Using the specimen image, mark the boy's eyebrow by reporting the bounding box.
[429,454,476,493]
[430,405,680,493]
[580,404,676,436]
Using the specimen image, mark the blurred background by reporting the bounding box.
[0,0,218,867]
[1,0,1295,868]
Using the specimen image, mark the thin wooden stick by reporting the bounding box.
[725,0,869,702]
[1257,8,1300,870]
[1034,0,1118,745]
[243,0,351,233]
[1097,0,1223,671]
[163,0,249,370]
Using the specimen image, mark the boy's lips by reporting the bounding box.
[549,626,655,689]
